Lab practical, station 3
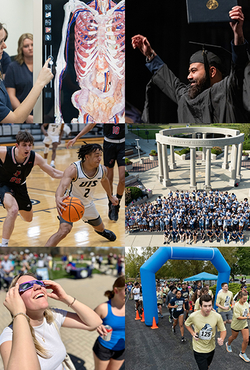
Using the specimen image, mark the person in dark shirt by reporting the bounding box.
[0,26,11,79]
[168,290,186,343]
[132,6,249,123]
[0,131,63,247]
[66,123,125,221]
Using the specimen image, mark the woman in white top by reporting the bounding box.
[0,272,102,370]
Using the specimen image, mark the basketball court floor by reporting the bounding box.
[0,139,124,247]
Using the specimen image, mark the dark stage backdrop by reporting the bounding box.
[125,0,250,124]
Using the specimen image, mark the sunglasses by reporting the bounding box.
[19,280,45,294]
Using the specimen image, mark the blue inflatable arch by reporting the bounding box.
[140,247,230,326]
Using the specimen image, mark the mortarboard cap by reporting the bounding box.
[186,0,237,24]
[189,41,232,76]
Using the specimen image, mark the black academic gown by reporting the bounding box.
[142,42,250,123]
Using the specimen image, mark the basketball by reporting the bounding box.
[61,197,85,222]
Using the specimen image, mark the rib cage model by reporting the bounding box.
[54,0,125,123]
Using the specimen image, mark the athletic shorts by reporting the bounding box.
[219,309,233,322]
[93,339,125,361]
[103,140,125,168]
[43,134,59,145]
[184,301,189,310]
[231,326,248,332]
[173,310,184,320]
[157,303,162,307]
[60,202,101,226]
[193,349,215,370]
[0,183,32,212]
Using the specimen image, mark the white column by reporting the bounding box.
[190,147,196,190]
[170,145,177,169]
[162,144,171,186]
[236,142,243,181]
[222,135,229,170]
[229,144,238,186]
[204,148,211,189]
[157,141,163,182]
[202,133,206,161]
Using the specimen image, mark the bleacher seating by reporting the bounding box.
[0,123,104,144]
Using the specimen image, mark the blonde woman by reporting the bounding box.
[93,276,125,370]
[0,272,102,370]
[5,33,34,123]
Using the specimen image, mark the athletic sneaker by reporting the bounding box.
[169,316,172,323]
[95,229,116,241]
[108,200,113,220]
[160,314,164,319]
[110,203,120,221]
[181,337,186,343]
[239,352,250,362]
[226,342,232,353]
[172,326,176,333]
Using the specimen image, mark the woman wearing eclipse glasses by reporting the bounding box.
[0,272,102,370]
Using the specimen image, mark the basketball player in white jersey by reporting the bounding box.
[41,123,64,168]
[45,143,118,246]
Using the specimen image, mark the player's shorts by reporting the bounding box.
[231,326,248,332]
[103,140,125,168]
[193,349,215,370]
[173,310,184,320]
[60,202,101,225]
[0,183,32,212]
[43,134,59,145]
[219,309,233,322]
[93,339,125,361]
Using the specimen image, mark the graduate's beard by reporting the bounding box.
[188,75,208,99]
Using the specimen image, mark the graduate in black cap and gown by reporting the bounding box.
[132,6,249,123]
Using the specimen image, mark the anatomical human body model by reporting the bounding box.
[54,0,125,123]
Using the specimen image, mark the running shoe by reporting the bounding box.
[160,314,164,319]
[108,200,113,220]
[239,352,250,362]
[169,317,172,323]
[95,229,116,241]
[181,337,186,343]
[226,342,232,353]
[110,203,120,221]
[172,326,176,333]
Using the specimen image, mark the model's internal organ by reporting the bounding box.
[55,0,125,123]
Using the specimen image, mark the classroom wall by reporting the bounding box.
[0,0,33,57]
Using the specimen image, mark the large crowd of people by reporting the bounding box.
[125,189,249,244]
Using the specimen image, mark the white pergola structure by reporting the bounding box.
[156,127,244,190]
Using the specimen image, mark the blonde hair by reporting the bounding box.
[15,33,33,65]
[104,275,125,300]
[9,273,54,358]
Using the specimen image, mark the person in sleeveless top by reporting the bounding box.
[66,123,125,221]
[45,143,118,246]
[0,272,102,370]
[0,131,63,247]
[92,276,125,370]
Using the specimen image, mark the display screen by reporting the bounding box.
[43,0,125,123]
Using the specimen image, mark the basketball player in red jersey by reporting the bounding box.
[66,123,125,221]
[0,130,63,247]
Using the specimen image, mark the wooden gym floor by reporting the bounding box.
[0,140,124,247]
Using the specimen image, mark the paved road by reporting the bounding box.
[126,299,249,370]
[0,274,124,370]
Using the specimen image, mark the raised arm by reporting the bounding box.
[229,6,244,45]
[0,284,41,370]
[131,34,156,61]
[1,59,53,124]
[44,280,102,330]
[34,153,63,179]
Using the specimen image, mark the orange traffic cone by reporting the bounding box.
[141,309,145,322]
[135,310,141,320]
[151,316,158,329]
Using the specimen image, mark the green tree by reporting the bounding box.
[125,247,145,279]
[236,247,250,275]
